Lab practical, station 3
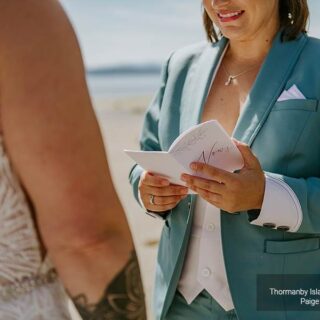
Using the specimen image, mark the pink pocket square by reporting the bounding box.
[277,85,306,101]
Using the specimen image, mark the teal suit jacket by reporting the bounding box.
[129,31,320,320]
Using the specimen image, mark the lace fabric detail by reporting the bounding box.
[0,136,71,319]
[0,280,71,320]
[0,268,58,302]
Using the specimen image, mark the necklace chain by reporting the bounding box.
[222,63,259,86]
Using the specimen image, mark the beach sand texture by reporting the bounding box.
[69,95,162,320]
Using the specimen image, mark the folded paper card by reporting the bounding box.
[125,120,244,187]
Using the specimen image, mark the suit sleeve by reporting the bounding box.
[129,53,173,205]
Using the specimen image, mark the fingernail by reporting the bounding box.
[181,174,187,181]
[190,163,197,170]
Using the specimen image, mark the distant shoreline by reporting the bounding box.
[86,64,161,76]
[86,70,160,99]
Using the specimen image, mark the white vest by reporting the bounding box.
[177,197,234,310]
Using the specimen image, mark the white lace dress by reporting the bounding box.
[0,137,72,320]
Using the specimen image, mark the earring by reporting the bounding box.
[288,12,294,25]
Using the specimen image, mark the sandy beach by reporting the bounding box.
[97,95,162,320]
[69,95,161,320]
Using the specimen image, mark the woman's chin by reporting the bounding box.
[220,28,248,41]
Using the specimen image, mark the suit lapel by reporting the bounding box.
[176,38,228,241]
[180,37,228,134]
[232,32,308,146]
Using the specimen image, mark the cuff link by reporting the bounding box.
[276,225,290,231]
[262,222,290,231]
[262,222,276,229]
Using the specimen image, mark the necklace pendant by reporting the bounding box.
[225,76,234,86]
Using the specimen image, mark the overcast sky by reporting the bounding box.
[60,0,320,69]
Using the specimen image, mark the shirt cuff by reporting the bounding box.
[249,174,303,232]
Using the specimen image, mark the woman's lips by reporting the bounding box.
[217,10,244,22]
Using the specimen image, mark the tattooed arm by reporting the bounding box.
[0,1,146,319]
[73,251,146,320]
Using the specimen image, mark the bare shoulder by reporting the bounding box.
[0,0,88,120]
[0,0,73,44]
[0,0,83,75]
[0,0,91,146]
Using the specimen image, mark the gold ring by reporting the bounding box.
[149,194,155,205]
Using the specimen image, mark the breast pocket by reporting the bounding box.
[272,99,318,112]
[264,237,320,274]
[265,237,320,254]
[253,99,319,173]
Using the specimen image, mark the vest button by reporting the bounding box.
[206,223,215,231]
[201,268,212,278]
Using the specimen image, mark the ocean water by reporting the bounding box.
[62,0,320,71]
[86,72,161,99]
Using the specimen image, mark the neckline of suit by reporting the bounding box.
[181,30,308,147]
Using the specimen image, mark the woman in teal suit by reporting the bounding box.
[130,0,320,319]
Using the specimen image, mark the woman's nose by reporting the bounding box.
[211,0,230,7]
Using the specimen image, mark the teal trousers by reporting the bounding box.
[165,290,238,320]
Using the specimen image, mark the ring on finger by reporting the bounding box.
[149,194,155,205]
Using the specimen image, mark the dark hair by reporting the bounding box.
[203,0,309,43]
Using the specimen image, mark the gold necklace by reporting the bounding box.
[222,63,260,86]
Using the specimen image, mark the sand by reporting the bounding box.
[69,95,161,320]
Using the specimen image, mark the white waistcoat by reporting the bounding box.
[177,197,234,311]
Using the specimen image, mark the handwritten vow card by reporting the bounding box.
[125,120,244,187]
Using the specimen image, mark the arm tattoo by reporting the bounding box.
[72,251,146,320]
